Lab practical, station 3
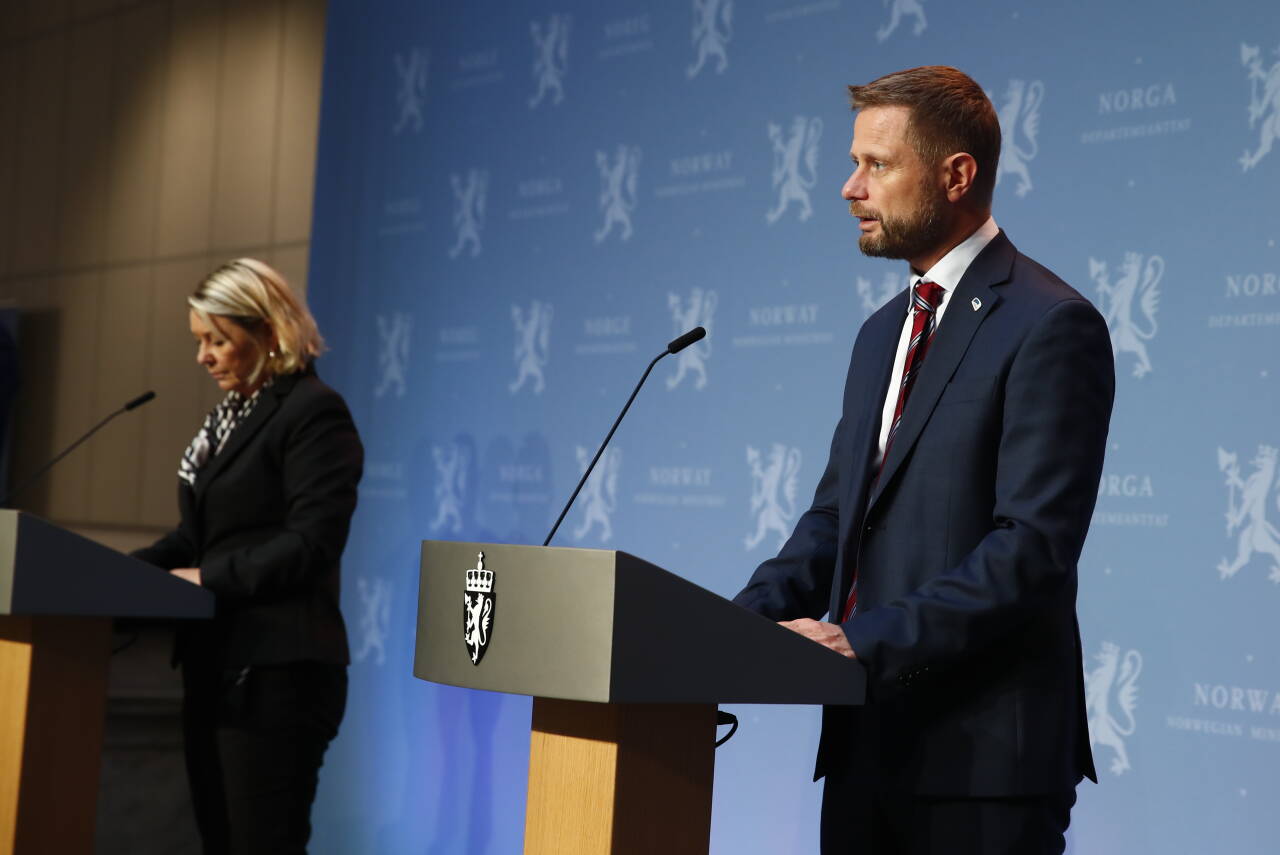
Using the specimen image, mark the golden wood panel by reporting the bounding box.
[525,699,715,855]
[0,615,110,855]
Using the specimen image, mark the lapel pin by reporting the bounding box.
[971,297,982,312]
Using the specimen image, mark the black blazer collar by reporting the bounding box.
[194,369,307,502]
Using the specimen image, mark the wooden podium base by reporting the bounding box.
[524,699,716,855]
[0,615,111,855]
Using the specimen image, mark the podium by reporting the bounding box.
[0,510,213,855]
[415,540,864,855]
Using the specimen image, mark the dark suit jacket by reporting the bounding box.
[734,231,1112,797]
[134,368,363,669]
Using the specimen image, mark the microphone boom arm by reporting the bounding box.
[1,391,156,507]
[542,326,705,547]
[543,350,666,547]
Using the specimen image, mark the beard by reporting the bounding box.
[851,184,949,262]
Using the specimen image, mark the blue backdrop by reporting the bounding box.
[306,1,1280,851]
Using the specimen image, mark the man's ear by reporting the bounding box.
[942,152,978,202]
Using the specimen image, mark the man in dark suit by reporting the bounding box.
[733,66,1113,854]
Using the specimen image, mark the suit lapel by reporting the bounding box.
[832,291,906,614]
[868,232,1015,512]
[194,373,296,507]
[846,292,905,512]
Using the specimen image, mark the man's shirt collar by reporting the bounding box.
[912,216,999,293]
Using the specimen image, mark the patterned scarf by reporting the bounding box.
[178,381,272,487]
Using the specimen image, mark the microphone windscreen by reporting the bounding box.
[124,390,157,411]
[667,326,707,354]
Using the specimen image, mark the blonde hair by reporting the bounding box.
[189,258,326,383]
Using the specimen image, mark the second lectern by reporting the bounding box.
[415,540,864,855]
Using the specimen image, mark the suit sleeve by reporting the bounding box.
[732,416,843,621]
[132,526,196,571]
[842,298,1114,687]
[199,394,363,599]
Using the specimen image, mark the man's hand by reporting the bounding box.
[778,618,856,659]
[170,567,202,586]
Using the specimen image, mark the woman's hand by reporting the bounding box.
[170,567,203,586]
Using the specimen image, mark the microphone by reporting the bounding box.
[667,326,706,354]
[2,390,157,507]
[543,327,707,547]
[125,391,156,410]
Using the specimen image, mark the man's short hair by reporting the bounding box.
[848,66,1001,208]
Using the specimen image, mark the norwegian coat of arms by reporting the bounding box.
[463,552,495,665]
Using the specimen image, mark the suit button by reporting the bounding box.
[864,525,872,533]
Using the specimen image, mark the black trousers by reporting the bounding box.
[820,769,1076,855]
[181,661,347,855]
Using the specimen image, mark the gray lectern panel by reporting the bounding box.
[609,552,864,705]
[0,511,213,618]
[416,541,865,707]
[416,540,618,702]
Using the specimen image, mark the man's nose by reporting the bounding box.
[842,169,866,201]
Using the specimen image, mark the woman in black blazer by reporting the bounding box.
[134,258,363,855]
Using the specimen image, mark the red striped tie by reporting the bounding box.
[841,278,945,622]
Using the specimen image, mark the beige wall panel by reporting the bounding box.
[0,7,24,44]
[3,280,51,509]
[24,0,72,36]
[0,281,53,311]
[139,256,214,526]
[155,0,222,257]
[265,243,310,300]
[2,0,327,529]
[40,272,101,521]
[0,49,19,279]
[71,0,129,25]
[211,0,282,251]
[12,33,66,276]
[273,0,325,244]
[103,3,168,264]
[86,265,152,523]
[55,17,113,270]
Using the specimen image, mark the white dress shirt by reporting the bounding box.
[874,216,1000,463]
